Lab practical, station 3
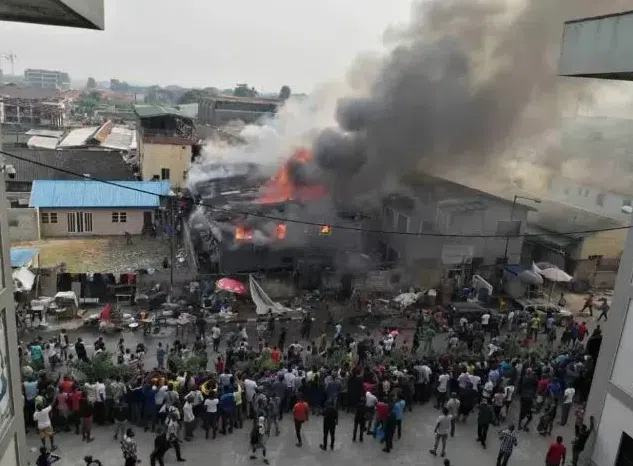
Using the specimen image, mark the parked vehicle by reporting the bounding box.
[510,297,572,326]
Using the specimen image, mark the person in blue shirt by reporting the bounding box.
[547,378,563,405]
[30,342,44,370]
[219,389,235,435]
[393,396,406,439]
[23,378,39,429]
[142,383,156,432]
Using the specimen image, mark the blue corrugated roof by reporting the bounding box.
[29,180,170,208]
[10,248,39,267]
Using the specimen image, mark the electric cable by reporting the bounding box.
[1,147,630,239]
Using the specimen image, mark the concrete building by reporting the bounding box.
[0,3,103,465]
[29,180,170,237]
[24,68,70,89]
[198,95,279,126]
[367,174,533,286]
[558,9,633,466]
[547,174,633,224]
[0,86,67,128]
[133,104,199,188]
[3,148,137,206]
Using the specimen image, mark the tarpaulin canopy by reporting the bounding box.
[249,275,291,316]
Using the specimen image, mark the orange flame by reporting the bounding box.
[235,226,254,241]
[257,149,326,204]
[276,224,287,239]
[319,225,332,235]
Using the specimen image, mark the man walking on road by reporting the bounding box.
[430,407,451,458]
[292,396,309,447]
[496,424,518,466]
[477,400,493,448]
[545,436,566,466]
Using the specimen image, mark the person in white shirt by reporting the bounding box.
[211,326,221,352]
[243,378,257,418]
[469,373,481,391]
[436,372,450,408]
[183,396,195,441]
[507,311,515,331]
[481,313,491,332]
[482,380,494,401]
[203,394,219,439]
[430,407,452,457]
[34,403,56,450]
[503,384,515,417]
[560,387,575,426]
[384,335,394,355]
[95,379,107,425]
[457,371,470,390]
[445,393,460,437]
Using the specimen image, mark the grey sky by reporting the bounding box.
[0,0,413,91]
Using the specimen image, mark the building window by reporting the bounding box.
[112,212,127,223]
[161,168,170,180]
[624,199,632,207]
[419,221,434,233]
[384,207,395,229]
[577,187,582,195]
[396,213,410,233]
[596,193,605,207]
[41,212,57,224]
[67,212,93,233]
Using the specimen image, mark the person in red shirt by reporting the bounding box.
[215,356,224,374]
[271,346,281,364]
[578,322,588,342]
[545,436,566,466]
[68,385,82,435]
[373,399,389,435]
[59,375,73,393]
[292,397,309,447]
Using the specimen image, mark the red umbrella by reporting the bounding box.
[216,278,248,295]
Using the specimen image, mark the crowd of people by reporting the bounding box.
[19,302,602,466]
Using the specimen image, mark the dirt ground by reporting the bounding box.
[13,236,171,272]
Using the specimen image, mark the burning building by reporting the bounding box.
[186,148,372,283]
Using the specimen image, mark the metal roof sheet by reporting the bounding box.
[133,104,191,119]
[101,126,135,151]
[25,129,65,138]
[10,248,39,267]
[57,126,99,148]
[27,136,60,149]
[29,180,170,208]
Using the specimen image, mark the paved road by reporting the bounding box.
[26,397,578,466]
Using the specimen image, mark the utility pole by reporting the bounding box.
[170,198,175,289]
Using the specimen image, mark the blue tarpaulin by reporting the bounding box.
[10,248,39,268]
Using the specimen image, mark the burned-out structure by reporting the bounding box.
[186,150,372,286]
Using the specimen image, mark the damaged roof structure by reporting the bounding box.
[26,119,137,152]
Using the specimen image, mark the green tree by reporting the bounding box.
[178,88,217,105]
[279,85,291,101]
[233,83,258,98]
[86,77,96,89]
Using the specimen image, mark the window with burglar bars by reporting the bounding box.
[41,212,59,224]
[67,212,93,233]
[112,212,127,223]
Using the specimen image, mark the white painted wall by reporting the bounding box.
[593,393,633,465]
[548,175,632,223]
[0,438,16,466]
[610,298,633,396]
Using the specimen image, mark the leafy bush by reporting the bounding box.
[74,352,131,382]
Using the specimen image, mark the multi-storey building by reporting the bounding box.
[24,69,70,90]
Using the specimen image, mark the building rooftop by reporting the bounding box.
[133,104,192,120]
[209,94,280,105]
[0,85,60,100]
[30,180,170,209]
[3,148,136,184]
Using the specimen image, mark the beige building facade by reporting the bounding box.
[39,208,153,237]
[139,141,191,188]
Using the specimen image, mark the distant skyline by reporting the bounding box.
[0,0,412,93]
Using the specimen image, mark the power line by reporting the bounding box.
[1,147,631,239]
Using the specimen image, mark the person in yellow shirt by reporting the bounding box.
[530,316,540,341]
[234,381,244,429]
